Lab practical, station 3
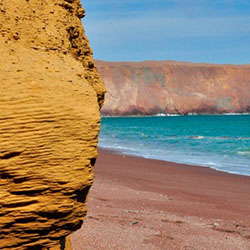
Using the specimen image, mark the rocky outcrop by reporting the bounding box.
[96,60,250,115]
[0,0,105,249]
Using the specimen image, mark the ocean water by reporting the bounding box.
[98,115,250,176]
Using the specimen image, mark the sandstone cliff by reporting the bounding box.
[0,0,105,249]
[96,60,250,115]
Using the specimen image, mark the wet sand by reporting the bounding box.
[72,149,250,249]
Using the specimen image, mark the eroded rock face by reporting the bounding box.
[0,0,105,249]
[96,60,250,115]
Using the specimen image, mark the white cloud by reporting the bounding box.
[84,15,250,40]
[81,0,250,64]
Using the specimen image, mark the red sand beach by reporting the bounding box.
[72,149,250,249]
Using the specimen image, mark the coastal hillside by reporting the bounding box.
[0,0,105,249]
[96,60,250,115]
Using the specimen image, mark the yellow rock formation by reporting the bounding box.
[0,0,105,249]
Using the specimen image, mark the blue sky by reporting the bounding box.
[80,0,250,64]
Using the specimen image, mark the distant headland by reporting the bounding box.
[95,60,250,116]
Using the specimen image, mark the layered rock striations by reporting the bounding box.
[0,0,105,249]
[96,60,250,115]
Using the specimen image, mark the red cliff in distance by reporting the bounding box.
[96,60,250,115]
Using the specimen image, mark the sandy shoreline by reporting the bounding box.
[72,148,250,249]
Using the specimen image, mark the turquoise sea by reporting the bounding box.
[99,115,250,176]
